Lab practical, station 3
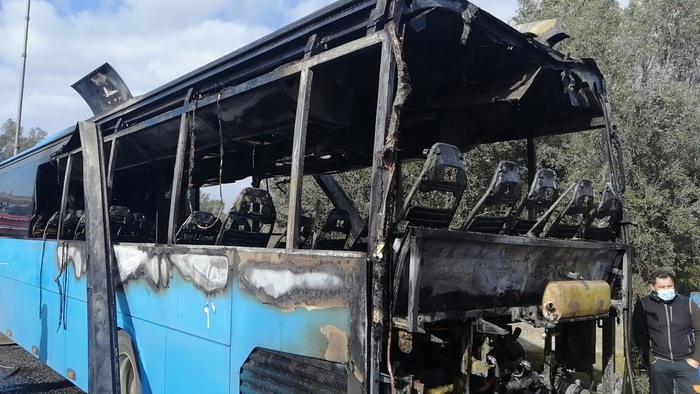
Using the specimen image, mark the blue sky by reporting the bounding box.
[0,0,519,136]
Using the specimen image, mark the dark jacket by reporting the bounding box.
[633,293,700,364]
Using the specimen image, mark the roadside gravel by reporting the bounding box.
[0,343,84,394]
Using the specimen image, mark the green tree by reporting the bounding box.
[616,0,700,293]
[516,1,700,391]
[515,0,700,289]
[0,119,47,161]
[198,192,225,216]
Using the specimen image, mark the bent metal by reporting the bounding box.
[0,1,630,393]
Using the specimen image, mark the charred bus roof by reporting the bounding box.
[6,0,607,185]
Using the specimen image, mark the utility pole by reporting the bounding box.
[14,0,31,156]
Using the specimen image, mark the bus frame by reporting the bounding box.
[0,1,631,393]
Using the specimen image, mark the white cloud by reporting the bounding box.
[0,0,518,136]
[0,0,300,134]
[471,0,518,23]
[283,0,335,23]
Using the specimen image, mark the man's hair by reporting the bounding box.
[648,269,674,284]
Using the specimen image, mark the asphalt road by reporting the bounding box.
[0,342,83,394]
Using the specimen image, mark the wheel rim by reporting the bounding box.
[119,353,136,394]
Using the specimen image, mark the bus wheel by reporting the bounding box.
[118,330,142,394]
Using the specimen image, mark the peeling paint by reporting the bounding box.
[320,325,348,363]
[56,243,87,277]
[234,249,367,384]
[52,242,367,384]
[237,251,364,311]
[246,268,343,298]
[55,242,229,295]
[114,246,160,284]
[170,254,228,294]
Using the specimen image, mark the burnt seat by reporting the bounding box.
[584,182,622,241]
[176,211,221,245]
[109,205,137,241]
[74,211,86,240]
[296,216,314,248]
[35,209,84,239]
[506,168,558,236]
[274,215,313,249]
[217,187,276,247]
[349,222,369,252]
[313,208,352,250]
[391,142,466,321]
[132,212,155,242]
[62,209,84,240]
[462,161,523,234]
[40,211,61,239]
[395,143,467,228]
[545,179,595,239]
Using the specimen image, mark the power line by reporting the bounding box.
[14,0,31,157]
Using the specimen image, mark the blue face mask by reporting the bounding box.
[656,289,677,302]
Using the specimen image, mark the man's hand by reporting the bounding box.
[685,358,700,369]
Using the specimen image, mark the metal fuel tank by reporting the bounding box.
[541,280,611,321]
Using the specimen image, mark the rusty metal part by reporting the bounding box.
[542,280,611,322]
[398,330,413,354]
[240,348,347,393]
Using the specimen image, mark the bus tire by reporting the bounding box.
[118,330,142,394]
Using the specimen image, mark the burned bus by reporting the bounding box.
[0,0,629,393]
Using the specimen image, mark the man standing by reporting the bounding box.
[633,270,700,393]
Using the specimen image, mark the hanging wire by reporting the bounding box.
[38,222,50,318]
[186,109,197,215]
[252,145,256,175]
[189,90,228,232]
[60,253,68,330]
[213,91,226,220]
[55,243,68,331]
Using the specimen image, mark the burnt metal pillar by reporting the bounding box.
[168,89,193,244]
[57,154,73,238]
[526,138,536,220]
[459,322,474,392]
[602,314,621,393]
[106,138,118,201]
[78,121,119,393]
[286,66,313,250]
[367,32,396,393]
[543,328,555,392]
[406,236,422,333]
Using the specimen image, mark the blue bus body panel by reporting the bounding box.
[0,239,89,389]
[691,292,700,306]
[117,273,233,346]
[230,290,351,392]
[0,238,46,286]
[0,238,367,393]
[117,315,167,394]
[166,329,231,393]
